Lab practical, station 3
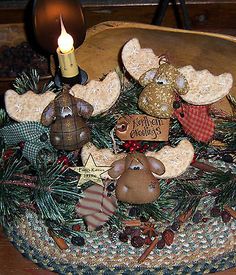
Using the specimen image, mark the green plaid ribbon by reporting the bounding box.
[0,121,55,166]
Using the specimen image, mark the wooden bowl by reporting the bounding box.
[74,21,236,98]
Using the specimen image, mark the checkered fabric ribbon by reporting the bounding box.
[0,121,55,166]
[174,104,215,143]
[76,184,117,231]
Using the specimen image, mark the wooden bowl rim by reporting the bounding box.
[84,21,236,43]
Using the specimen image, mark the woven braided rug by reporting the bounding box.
[4,210,236,275]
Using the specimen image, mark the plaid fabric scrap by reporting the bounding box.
[0,121,55,166]
[76,184,117,231]
[174,104,215,143]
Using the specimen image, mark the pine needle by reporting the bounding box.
[13,69,56,94]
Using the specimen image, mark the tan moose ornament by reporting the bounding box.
[41,85,93,151]
[108,152,165,204]
[138,63,189,118]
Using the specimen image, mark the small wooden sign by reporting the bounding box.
[115,114,170,141]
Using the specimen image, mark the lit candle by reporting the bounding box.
[57,16,79,79]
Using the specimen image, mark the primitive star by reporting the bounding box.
[70,154,111,187]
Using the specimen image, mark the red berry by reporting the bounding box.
[129,147,135,153]
[72,224,81,231]
[123,226,133,235]
[143,144,149,150]
[202,218,208,223]
[144,236,152,245]
[3,149,14,161]
[135,144,140,149]
[221,211,231,223]
[191,154,197,164]
[57,155,69,166]
[119,233,129,243]
[171,221,180,232]
[156,239,165,249]
[123,142,130,149]
[130,229,141,238]
[18,141,25,150]
[131,236,144,248]
[210,207,221,217]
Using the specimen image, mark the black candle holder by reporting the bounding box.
[54,64,88,88]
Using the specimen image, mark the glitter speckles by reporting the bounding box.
[138,85,175,118]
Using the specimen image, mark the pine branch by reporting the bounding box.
[33,162,81,223]
[170,179,206,214]
[13,69,56,94]
[140,180,176,221]
[215,120,236,150]
[45,218,88,239]
[107,201,130,229]
[0,158,30,225]
[202,170,236,207]
[0,109,10,128]
[1,180,37,189]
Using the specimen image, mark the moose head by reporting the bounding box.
[41,85,93,151]
[138,63,189,118]
[108,152,165,204]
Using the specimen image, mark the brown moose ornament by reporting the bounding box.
[41,85,93,151]
[108,152,165,204]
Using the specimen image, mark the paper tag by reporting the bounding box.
[115,114,170,141]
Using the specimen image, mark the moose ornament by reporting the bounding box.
[138,63,189,118]
[108,152,165,204]
[41,85,93,151]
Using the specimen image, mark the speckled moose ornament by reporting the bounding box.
[138,63,189,118]
[108,152,165,204]
[41,85,93,151]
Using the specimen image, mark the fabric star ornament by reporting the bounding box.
[174,103,215,143]
[70,154,111,187]
[76,184,117,231]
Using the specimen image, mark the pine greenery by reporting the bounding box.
[13,69,56,94]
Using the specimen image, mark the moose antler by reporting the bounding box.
[121,38,233,105]
[81,139,194,179]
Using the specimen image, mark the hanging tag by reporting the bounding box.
[115,114,170,141]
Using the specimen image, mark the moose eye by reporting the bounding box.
[61,106,73,118]
[155,78,169,85]
[129,164,143,170]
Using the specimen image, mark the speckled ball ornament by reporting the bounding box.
[138,63,189,118]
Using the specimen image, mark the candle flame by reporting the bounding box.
[58,16,74,54]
